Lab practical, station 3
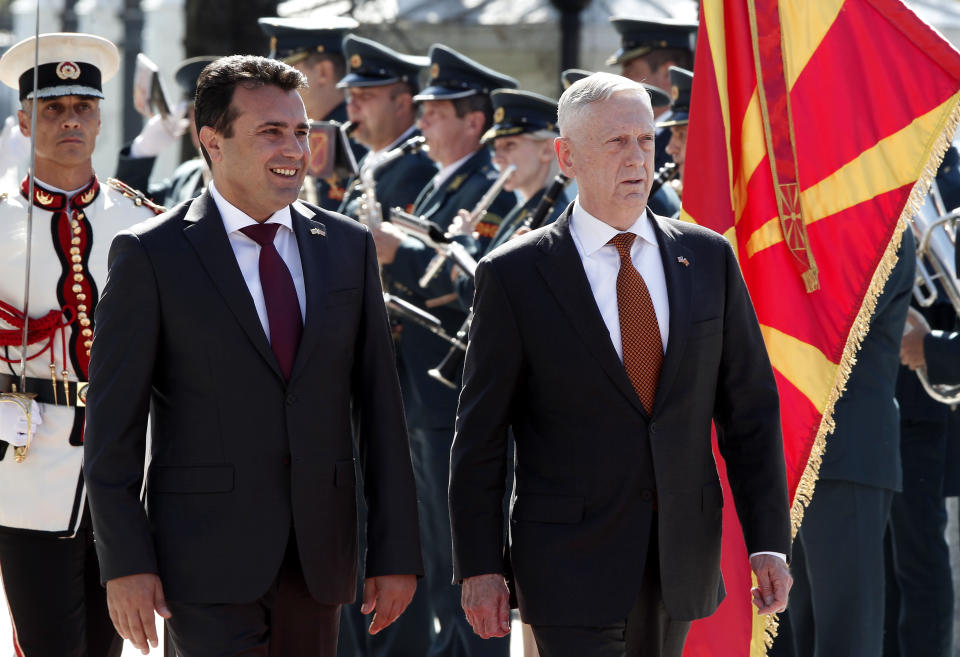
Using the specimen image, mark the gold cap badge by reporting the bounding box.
[430,63,440,80]
[56,61,81,80]
[671,85,680,101]
[350,54,362,69]
[493,106,505,123]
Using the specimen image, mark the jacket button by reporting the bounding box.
[649,422,656,434]
[286,394,298,405]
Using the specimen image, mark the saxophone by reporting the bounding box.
[355,135,427,228]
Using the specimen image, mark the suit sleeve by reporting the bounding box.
[449,258,523,582]
[83,231,160,582]
[712,239,792,558]
[353,229,425,578]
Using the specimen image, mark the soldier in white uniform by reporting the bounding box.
[0,33,162,657]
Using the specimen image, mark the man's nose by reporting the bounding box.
[281,132,307,159]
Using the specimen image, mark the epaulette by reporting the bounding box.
[448,174,467,192]
[105,177,167,215]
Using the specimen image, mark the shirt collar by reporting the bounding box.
[365,124,419,167]
[570,197,657,257]
[209,180,293,236]
[432,150,476,190]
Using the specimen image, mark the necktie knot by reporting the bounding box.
[609,232,636,261]
[240,222,281,247]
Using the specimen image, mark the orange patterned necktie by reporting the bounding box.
[609,233,662,413]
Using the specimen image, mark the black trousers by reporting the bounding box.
[0,510,121,657]
[531,524,690,657]
[780,480,892,657]
[884,420,953,657]
[410,426,510,657]
[166,530,340,657]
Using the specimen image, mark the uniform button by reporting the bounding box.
[286,393,297,405]
[72,284,83,293]
[81,328,92,337]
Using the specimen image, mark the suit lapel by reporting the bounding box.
[182,192,283,381]
[536,207,648,416]
[288,202,329,383]
[650,213,693,415]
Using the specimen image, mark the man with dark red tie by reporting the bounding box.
[83,55,422,657]
[449,72,792,657]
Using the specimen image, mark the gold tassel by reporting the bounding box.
[760,95,960,655]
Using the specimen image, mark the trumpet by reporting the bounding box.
[909,181,960,404]
[383,293,466,351]
[356,135,427,228]
[418,164,516,288]
[428,312,472,389]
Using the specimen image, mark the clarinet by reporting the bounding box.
[522,174,570,231]
[648,162,679,199]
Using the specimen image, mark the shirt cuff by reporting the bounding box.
[749,551,787,563]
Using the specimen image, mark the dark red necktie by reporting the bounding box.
[240,223,302,380]
[609,232,662,413]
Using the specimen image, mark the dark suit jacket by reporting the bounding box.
[83,192,422,605]
[449,206,790,626]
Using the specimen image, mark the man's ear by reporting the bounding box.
[466,110,486,140]
[555,137,575,177]
[198,126,223,164]
[17,110,30,138]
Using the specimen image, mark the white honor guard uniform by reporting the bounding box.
[0,33,161,657]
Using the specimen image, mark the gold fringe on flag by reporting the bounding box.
[761,97,960,653]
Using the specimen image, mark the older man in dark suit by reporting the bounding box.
[84,55,422,657]
[449,72,792,657]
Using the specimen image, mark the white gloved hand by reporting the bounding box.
[130,101,190,158]
[0,115,31,173]
[0,398,42,448]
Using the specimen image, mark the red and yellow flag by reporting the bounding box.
[680,1,960,655]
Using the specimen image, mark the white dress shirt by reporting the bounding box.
[568,197,786,565]
[209,181,306,342]
[429,150,475,193]
[569,198,670,362]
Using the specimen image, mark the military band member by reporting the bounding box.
[369,44,516,657]
[607,16,697,171]
[259,16,367,210]
[561,68,680,219]
[115,55,219,207]
[0,32,162,657]
[660,66,692,207]
[337,35,437,222]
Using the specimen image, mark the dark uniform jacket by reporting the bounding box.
[381,147,516,429]
[310,101,368,211]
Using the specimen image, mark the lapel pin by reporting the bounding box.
[311,225,326,237]
[677,256,690,267]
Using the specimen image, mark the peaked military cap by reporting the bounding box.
[0,32,119,101]
[561,68,671,107]
[337,35,429,91]
[481,89,557,144]
[606,16,697,66]
[258,16,358,64]
[658,66,693,127]
[413,44,517,102]
[174,56,220,99]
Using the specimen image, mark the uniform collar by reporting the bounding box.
[20,175,99,212]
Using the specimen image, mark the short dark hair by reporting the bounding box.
[452,93,493,134]
[643,48,693,74]
[194,55,306,165]
[303,52,346,81]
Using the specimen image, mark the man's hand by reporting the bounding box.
[901,306,931,370]
[461,573,511,639]
[106,573,171,655]
[370,223,406,265]
[749,554,792,615]
[361,574,417,635]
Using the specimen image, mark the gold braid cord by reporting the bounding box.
[105,177,167,215]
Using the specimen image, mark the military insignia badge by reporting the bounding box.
[56,61,81,80]
[350,54,362,69]
[671,85,680,101]
[430,63,440,80]
[493,106,505,123]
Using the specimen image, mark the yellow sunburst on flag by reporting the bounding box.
[680,1,960,655]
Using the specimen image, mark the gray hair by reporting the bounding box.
[557,72,650,137]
